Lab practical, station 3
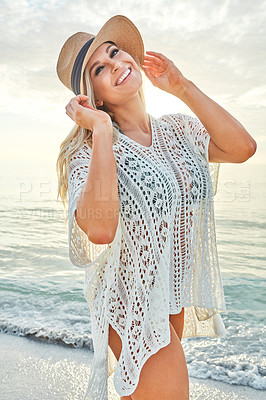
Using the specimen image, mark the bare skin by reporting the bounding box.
[108,309,188,400]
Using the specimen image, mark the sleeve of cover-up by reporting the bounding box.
[170,113,210,162]
[166,113,220,196]
[67,146,122,268]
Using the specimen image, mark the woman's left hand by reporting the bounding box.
[142,51,186,97]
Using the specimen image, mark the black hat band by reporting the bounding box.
[71,37,95,95]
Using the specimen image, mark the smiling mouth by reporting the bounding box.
[116,68,131,86]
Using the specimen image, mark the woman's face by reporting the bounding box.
[87,42,142,107]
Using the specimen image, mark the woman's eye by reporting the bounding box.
[94,48,119,76]
[95,66,104,76]
[110,48,119,58]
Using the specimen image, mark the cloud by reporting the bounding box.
[237,86,266,109]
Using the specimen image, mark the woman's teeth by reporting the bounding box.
[116,68,131,85]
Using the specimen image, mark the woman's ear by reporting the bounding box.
[96,99,104,107]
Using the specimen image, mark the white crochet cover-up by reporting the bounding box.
[67,113,227,399]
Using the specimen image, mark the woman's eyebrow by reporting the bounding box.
[89,44,115,74]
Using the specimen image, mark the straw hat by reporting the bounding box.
[56,15,144,95]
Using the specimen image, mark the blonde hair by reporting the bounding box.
[56,62,146,214]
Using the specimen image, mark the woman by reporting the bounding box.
[56,15,256,400]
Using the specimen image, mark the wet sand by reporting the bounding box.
[0,332,264,400]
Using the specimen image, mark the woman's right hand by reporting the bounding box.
[65,95,112,132]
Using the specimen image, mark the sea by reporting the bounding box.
[0,159,265,391]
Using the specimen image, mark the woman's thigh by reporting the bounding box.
[108,310,185,361]
[169,308,185,341]
[108,315,189,400]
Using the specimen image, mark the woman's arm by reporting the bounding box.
[171,79,256,163]
[142,51,257,163]
[66,95,119,244]
[76,126,119,244]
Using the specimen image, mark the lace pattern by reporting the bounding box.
[67,113,227,399]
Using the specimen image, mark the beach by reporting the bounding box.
[0,332,264,400]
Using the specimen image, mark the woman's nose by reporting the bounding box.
[111,60,122,73]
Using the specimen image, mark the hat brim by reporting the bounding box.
[79,15,144,94]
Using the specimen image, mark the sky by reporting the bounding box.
[0,0,266,165]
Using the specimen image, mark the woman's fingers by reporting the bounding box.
[143,59,160,67]
[65,95,109,130]
[145,50,168,61]
[143,59,166,77]
[75,94,89,102]
[65,94,112,131]
[142,63,158,72]
[143,54,161,65]
[67,96,95,113]
[143,67,159,81]
[142,65,158,75]
[65,102,75,120]
[143,53,167,74]
[65,97,85,121]
[69,95,90,107]
[80,100,95,109]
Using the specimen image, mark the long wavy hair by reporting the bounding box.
[56,54,146,216]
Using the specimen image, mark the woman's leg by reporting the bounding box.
[169,308,185,341]
[130,323,189,400]
[108,315,189,400]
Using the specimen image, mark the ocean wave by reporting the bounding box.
[184,322,266,391]
[187,358,266,390]
[0,322,94,350]
[1,322,266,391]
